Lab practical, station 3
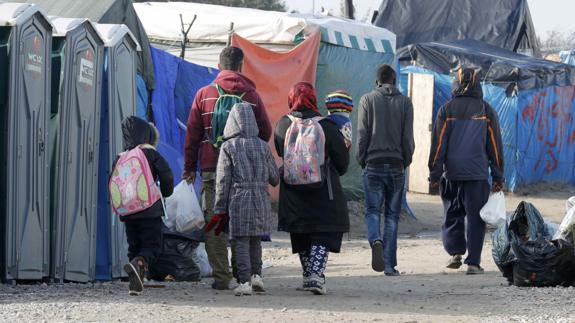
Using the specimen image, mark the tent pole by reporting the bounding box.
[179,14,197,59]
[227,22,234,47]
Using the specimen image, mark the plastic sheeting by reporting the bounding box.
[374,0,540,57]
[401,66,575,191]
[150,47,218,185]
[398,40,575,90]
[316,43,396,199]
[561,51,575,66]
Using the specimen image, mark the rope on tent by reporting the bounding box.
[179,13,197,59]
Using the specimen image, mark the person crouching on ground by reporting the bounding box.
[274,82,350,295]
[428,67,504,274]
[112,116,174,295]
[325,90,353,149]
[210,103,279,296]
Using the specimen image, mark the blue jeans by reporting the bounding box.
[363,165,405,272]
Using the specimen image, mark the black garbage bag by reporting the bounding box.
[149,233,201,282]
[511,238,575,287]
[492,202,553,283]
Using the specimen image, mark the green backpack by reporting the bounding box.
[210,83,245,148]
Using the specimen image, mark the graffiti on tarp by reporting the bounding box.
[521,86,575,173]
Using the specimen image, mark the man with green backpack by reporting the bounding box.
[183,46,272,290]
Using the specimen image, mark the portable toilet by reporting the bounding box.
[94,23,140,280]
[50,17,104,283]
[0,2,52,282]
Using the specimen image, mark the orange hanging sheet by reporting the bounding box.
[232,32,321,200]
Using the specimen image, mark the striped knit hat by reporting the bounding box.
[325,90,353,113]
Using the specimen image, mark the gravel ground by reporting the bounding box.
[1,190,574,323]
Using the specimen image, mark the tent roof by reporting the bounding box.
[134,2,396,54]
[14,0,118,22]
[95,24,141,50]
[374,0,540,57]
[398,39,575,90]
[0,2,49,27]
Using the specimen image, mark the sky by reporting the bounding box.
[284,0,575,39]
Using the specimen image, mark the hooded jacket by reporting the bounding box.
[213,103,279,238]
[356,84,415,169]
[115,116,174,222]
[184,70,272,174]
[428,74,504,183]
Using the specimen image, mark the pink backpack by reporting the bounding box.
[283,115,326,188]
[109,145,161,217]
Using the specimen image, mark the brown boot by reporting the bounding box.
[124,257,147,296]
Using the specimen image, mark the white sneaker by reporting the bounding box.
[234,282,252,296]
[251,275,265,292]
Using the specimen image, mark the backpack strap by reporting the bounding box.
[138,144,156,150]
[212,83,245,99]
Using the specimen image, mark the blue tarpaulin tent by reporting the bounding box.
[399,40,575,191]
[150,47,218,185]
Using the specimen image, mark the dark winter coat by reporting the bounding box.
[184,70,272,173]
[428,77,505,183]
[274,109,350,234]
[115,116,174,222]
[214,103,279,238]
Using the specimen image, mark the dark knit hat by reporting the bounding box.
[325,90,353,113]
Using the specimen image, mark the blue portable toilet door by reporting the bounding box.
[0,6,52,281]
[52,23,104,283]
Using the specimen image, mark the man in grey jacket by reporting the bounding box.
[357,65,414,275]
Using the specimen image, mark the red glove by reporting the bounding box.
[205,214,229,236]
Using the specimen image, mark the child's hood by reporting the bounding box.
[223,103,259,140]
[121,116,160,150]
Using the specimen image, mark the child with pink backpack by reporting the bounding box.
[109,116,174,296]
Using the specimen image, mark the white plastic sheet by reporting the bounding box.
[553,196,575,241]
[480,191,506,226]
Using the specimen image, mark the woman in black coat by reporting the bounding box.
[274,82,350,295]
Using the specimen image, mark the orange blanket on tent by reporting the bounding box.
[232,32,321,199]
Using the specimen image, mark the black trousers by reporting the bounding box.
[440,179,490,266]
[124,217,163,266]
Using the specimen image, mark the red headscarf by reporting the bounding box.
[288,82,319,113]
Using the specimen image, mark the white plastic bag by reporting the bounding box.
[480,191,506,226]
[162,195,178,230]
[192,243,212,277]
[553,196,575,241]
[174,181,205,233]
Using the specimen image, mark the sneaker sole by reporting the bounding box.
[371,243,385,272]
[296,286,311,291]
[124,263,144,295]
[309,287,327,295]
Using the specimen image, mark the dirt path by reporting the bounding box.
[1,189,574,323]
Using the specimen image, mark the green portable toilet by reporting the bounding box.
[0,2,52,282]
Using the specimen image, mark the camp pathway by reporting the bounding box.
[1,234,574,323]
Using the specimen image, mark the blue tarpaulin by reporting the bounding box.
[150,47,218,184]
[561,50,575,66]
[401,65,575,191]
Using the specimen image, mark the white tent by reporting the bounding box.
[134,1,396,67]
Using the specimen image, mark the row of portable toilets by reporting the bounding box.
[0,2,141,283]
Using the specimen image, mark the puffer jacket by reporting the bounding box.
[213,103,279,238]
[428,76,504,183]
[114,116,174,222]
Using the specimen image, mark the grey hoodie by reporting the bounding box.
[356,84,415,169]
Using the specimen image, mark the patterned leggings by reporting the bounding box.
[298,245,329,278]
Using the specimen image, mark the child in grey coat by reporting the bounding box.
[212,103,279,296]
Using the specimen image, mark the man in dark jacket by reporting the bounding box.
[357,65,415,276]
[183,47,272,290]
[428,68,504,275]
[116,116,174,295]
